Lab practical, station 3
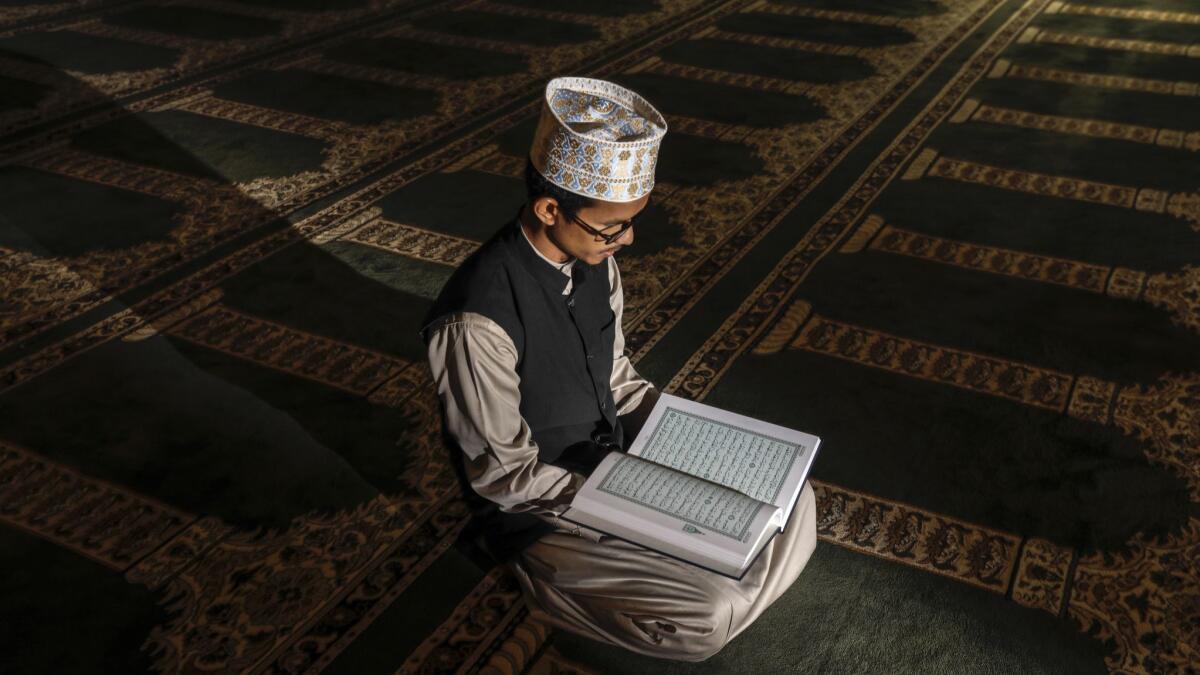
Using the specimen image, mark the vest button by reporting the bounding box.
[586,353,594,360]
[567,298,575,308]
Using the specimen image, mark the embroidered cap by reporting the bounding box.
[530,76,668,203]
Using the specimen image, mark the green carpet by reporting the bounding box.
[0,0,1196,673]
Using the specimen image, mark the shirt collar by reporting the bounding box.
[509,216,588,297]
[519,217,575,278]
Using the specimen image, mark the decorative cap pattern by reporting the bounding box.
[530,76,668,203]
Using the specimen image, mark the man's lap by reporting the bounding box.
[507,484,818,659]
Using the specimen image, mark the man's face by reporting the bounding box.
[547,193,649,266]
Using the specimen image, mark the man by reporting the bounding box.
[422,77,817,661]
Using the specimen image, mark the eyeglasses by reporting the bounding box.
[564,201,651,245]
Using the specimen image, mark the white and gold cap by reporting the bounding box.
[529,76,668,203]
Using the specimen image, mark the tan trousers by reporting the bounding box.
[509,483,818,662]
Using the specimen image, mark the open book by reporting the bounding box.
[563,393,820,579]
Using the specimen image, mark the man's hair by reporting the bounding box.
[524,158,594,215]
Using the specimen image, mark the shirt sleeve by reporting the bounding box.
[608,256,656,414]
[425,312,583,518]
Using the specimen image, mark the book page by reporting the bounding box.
[633,403,804,505]
[568,453,785,577]
[594,454,764,543]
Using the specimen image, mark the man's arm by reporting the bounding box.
[426,312,582,518]
[608,258,660,442]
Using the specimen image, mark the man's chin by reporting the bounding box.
[589,249,618,264]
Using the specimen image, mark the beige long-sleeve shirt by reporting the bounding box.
[425,231,655,524]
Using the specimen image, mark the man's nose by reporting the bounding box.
[617,225,635,246]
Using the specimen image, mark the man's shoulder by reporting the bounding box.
[421,223,522,341]
[439,223,522,292]
[452,244,510,287]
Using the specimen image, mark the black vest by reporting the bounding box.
[421,218,623,558]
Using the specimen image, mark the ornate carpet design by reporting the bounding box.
[1,0,1195,673]
[665,0,1199,672]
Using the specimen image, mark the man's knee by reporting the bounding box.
[677,634,731,662]
[798,485,819,550]
[666,597,735,662]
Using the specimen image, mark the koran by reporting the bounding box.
[563,393,821,579]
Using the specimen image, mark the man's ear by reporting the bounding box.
[530,196,559,227]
